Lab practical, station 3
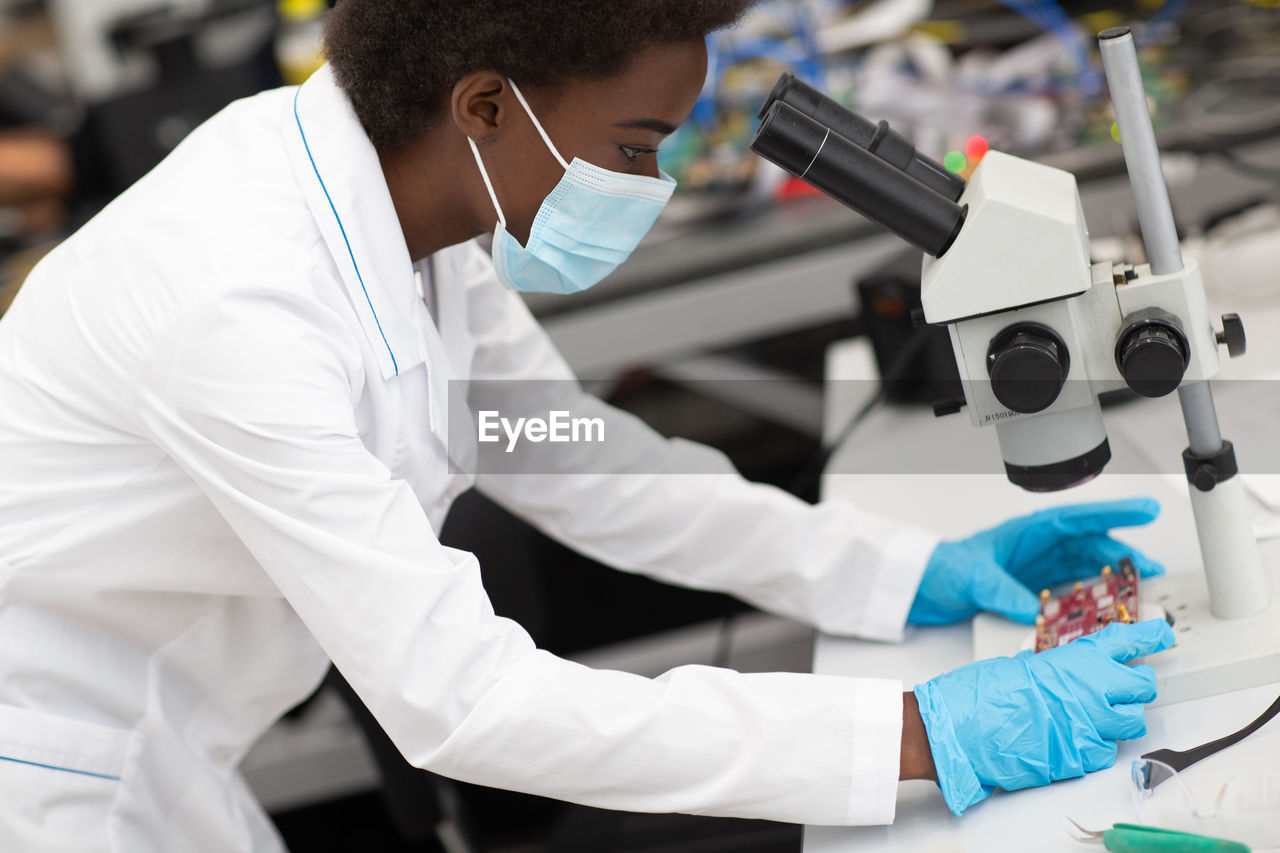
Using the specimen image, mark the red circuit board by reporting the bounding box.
[1034,557,1139,652]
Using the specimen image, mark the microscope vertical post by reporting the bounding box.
[1099,27,1267,619]
[1098,29,1183,278]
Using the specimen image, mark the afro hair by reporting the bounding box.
[324,0,752,151]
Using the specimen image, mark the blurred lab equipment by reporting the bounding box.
[0,128,71,237]
[274,0,324,86]
[75,1,278,192]
[855,252,961,405]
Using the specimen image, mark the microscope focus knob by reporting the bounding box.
[986,324,1070,414]
[1216,313,1246,358]
[1115,310,1190,398]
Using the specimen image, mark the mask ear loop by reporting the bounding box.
[508,80,570,171]
[467,137,507,229]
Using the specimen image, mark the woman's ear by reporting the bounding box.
[450,71,510,142]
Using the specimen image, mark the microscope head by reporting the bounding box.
[920,150,1112,491]
[751,73,1227,493]
[762,33,1267,636]
[919,148,1225,490]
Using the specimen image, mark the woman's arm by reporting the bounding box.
[901,692,938,781]
[455,240,939,641]
[133,286,913,826]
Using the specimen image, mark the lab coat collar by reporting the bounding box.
[286,65,423,380]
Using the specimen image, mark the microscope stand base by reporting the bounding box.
[972,554,1280,707]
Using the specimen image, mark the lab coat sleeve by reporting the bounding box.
[458,243,939,642]
[133,288,905,826]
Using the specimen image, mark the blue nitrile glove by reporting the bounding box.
[907,498,1165,626]
[914,619,1176,816]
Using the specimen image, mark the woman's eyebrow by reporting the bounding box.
[615,118,678,135]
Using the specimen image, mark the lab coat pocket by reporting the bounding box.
[0,704,132,848]
[0,703,131,781]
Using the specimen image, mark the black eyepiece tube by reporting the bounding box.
[751,101,966,257]
[759,73,966,203]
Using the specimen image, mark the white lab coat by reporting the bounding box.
[0,66,937,852]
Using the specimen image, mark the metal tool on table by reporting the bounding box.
[1139,692,1280,790]
[1124,692,1280,850]
[750,26,1280,706]
[1065,819,1250,853]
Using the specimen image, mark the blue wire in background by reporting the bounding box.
[997,0,1103,96]
[1140,0,1191,45]
[690,0,827,133]
[690,0,1167,133]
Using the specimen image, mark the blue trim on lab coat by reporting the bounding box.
[292,87,400,376]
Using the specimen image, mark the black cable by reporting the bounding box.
[788,325,936,502]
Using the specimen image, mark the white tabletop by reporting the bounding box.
[807,314,1280,851]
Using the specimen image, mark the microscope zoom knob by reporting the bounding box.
[986,325,1069,414]
[1191,462,1219,492]
[1117,322,1189,398]
[1216,313,1246,358]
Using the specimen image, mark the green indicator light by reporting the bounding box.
[1110,121,1122,143]
[943,150,967,173]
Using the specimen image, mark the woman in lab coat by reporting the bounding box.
[0,2,1173,850]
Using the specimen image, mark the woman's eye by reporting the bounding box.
[619,145,655,163]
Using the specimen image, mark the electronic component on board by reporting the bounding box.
[1034,557,1140,652]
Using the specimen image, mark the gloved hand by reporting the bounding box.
[908,497,1165,625]
[914,619,1176,816]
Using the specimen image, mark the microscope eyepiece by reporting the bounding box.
[758,73,966,202]
[752,100,966,258]
[751,100,830,181]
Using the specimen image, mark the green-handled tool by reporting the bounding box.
[1066,819,1252,852]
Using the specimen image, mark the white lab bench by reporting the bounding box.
[806,303,1280,851]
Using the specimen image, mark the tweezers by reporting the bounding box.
[1138,692,1280,790]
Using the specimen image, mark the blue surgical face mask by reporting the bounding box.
[468,80,676,295]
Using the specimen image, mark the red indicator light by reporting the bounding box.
[964,135,989,162]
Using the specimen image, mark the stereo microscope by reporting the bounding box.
[752,27,1279,705]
